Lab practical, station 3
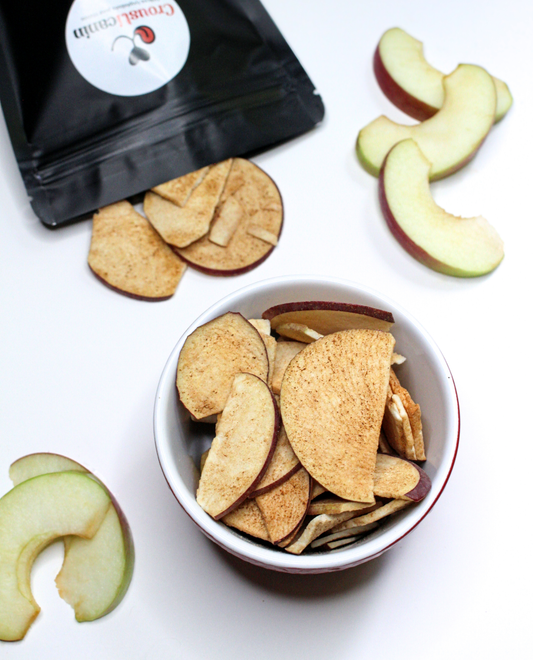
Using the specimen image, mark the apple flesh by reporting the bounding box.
[379,138,504,277]
[0,472,111,641]
[357,64,496,180]
[10,453,134,624]
[374,27,512,123]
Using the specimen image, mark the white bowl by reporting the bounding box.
[154,275,460,573]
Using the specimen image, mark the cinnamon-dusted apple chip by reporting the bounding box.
[196,373,279,519]
[88,201,186,301]
[152,166,210,207]
[308,498,378,516]
[176,159,283,275]
[382,388,416,460]
[330,499,412,534]
[271,341,306,395]
[247,319,271,335]
[284,511,357,555]
[248,426,301,497]
[373,454,431,502]
[176,312,269,420]
[281,329,395,503]
[262,301,395,335]
[144,160,232,248]
[222,500,270,542]
[255,467,311,545]
[389,369,425,461]
[209,196,244,247]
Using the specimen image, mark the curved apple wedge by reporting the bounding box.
[357,64,496,180]
[379,139,504,277]
[374,27,512,123]
[0,472,111,641]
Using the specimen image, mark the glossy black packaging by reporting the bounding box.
[0,0,324,227]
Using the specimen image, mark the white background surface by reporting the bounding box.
[1,0,531,657]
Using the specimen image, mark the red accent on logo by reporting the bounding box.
[134,26,156,44]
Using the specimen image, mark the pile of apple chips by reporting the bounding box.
[87,158,283,300]
[176,302,431,554]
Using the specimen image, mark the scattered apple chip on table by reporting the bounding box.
[374,27,512,123]
[196,373,280,519]
[152,165,210,207]
[88,200,186,301]
[176,312,269,420]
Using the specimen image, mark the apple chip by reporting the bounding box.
[144,160,232,248]
[271,341,306,395]
[373,454,431,502]
[391,352,406,365]
[281,329,395,503]
[382,389,416,460]
[308,498,378,516]
[256,467,311,545]
[196,373,279,519]
[222,500,270,542]
[249,426,301,497]
[310,522,380,549]
[284,511,357,555]
[152,166,210,207]
[247,222,279,246]
[311,482,327,500]
[88,201,186,300]
[209,196,244,247]
[262,301,395,335]
[176,312,269,420]
[331,499,412,533]
[247,319,271,335]
[389,369,425,461]
[275,323,324,343]
[378,431,396,456]
[176,159,283,275]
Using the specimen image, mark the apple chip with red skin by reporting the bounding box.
[196,373,279,520]
[176,159,283,275]
[144,160,232,248]
[222,500,270,542]
[248,425,301,497]
[262,301,394,336]
[176,312,269,421]
[255,467,311,545]
[280,329,395,503]
[88,201,186,301]
[373,454,431,502]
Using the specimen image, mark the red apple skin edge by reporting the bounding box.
[404,462,432,503]
[262,301,394,325]
[174,244,276,277]
[373,46,438,122]
[213,383,281,520]
[378,151,461,275]
[89,266,176,302]
[274,475,312,546]
[248,461,302,498]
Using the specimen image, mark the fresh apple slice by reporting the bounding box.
[10,453,134,623]
[255,467,311,545]
[88,201,186,301]
[271,340,306,395]
[263,301,394,335]
[222,500,270,542]
[373,454,431,502]
[152,166,210,207]
[176,312,269,420]
[281,329,395,503]
[374,27,512,123]
[144,160,232,248]
[0,472,111,641]
[357,64,497,180]
[275,323,323,343]
[175,159,283,275]
[196,373,279,519]
[379,138,504,276]
[248,425,301,497]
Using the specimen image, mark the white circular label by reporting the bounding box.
[65,0,190,96]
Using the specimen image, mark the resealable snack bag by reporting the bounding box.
[0,0,324,227]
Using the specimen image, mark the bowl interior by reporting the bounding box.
[154,275,459,572]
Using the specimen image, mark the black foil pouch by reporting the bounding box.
[0,0,324,227]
